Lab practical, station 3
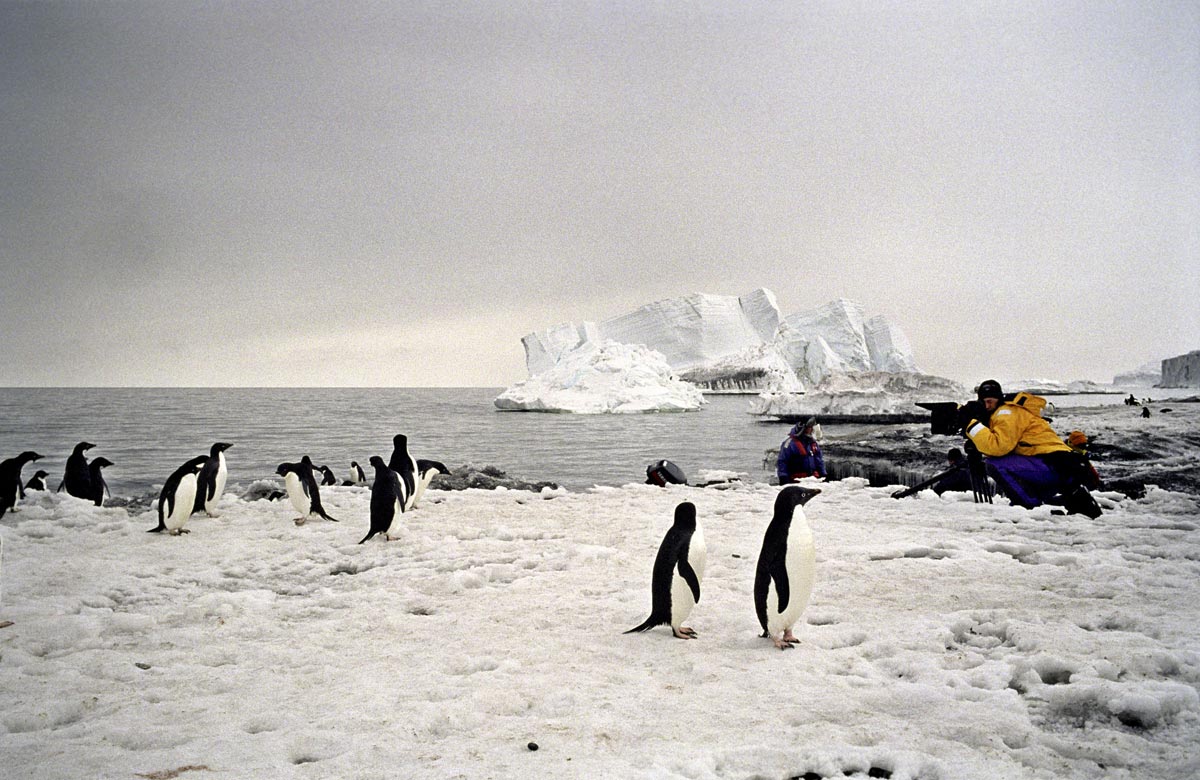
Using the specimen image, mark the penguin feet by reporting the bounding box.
[782,630,801,646]
[672,627,698,639]
[293,517,307,526]
[771,637,795,650]
[168,528,191,536]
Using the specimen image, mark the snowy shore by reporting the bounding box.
[2,477,1198,779]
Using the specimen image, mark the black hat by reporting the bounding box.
[976,380,1004,401]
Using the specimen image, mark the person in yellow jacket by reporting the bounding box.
[958,380,1102,517]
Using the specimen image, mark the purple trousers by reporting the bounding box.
[985,454,1074,509]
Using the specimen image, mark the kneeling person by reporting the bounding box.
[959,380,1101,517]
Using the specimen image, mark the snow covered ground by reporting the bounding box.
[2,477,1198,779]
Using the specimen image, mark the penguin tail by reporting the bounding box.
[357,530,376,545]
[147,523,165,533]
[624,615,662,634]
[321,511,339,522]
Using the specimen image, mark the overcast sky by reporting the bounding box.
[2,1,1196,388]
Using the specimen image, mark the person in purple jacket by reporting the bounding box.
[776,417,826,483]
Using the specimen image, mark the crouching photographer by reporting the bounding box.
[958,380,1102,518]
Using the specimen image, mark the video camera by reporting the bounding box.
[916,401,962,436]
[914,401,993,503]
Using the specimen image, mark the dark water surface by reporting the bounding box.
[0,388,796,497]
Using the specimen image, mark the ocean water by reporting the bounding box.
[0,388,794,497]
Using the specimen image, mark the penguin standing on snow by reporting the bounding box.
[25,470,50,492]
[58,441,95,499]
[411,459,448,510]
[0,451,43,519]
[625,501,707,639]
[755,485,822,650]
[149,455,209,535]
[359,456,408,544]
[86,457,114,507]
[347,461,366,485]
[193,442,232,517]
[388,434,418,509]
[276,457,338,525]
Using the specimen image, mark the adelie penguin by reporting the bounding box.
[86,457,114,507]
[58,441,95,499]
[0,451,43,519]
[25,470,50,492]
[412,459,448,510]
[625,501,707,639]
[388,434,418,510]
[359,456,409,544]
[193,442,233,517]
[276,457,338,525]
[149,455,209,535]
[754,485,821,650]
[346,461,366,486]
[318,465,337,486]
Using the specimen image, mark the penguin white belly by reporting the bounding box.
[411,470,437,509]
[208,452,228,513]
[284,472,310,516]
[669,525,706,627]
[165,474,199,532]
[767,523,815,636]
[384,499,403,537]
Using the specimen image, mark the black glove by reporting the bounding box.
[956,400,989,433]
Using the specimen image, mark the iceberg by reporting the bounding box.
[516,289,919,395]
[750,371,967,420]
[494,340,705,413]
[1161,350,1200,388]
[1113,360,1163,387]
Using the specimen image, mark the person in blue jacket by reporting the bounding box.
[776,417,826,483]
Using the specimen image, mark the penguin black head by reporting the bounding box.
[393,434,408,448]
[184,455,209,471]
[275,462,298,477]
[17,451,43,463]
[210,442,233,455]
[776,485,821,514]
[90,457,114,470]
[32,470,48,479]
[369,456,387,470]
[672,501,697,531]
[73,442,96,455]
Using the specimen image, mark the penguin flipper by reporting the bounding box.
[771,563,791,613]
[678,560,701,604]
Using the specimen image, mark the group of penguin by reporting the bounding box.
[0,443,110,519]
[627,484,822,651]
[0,435,449,543]
[274,434,449,545]
[4,439,821,651]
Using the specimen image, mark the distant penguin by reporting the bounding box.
[193,442,233,517]
[318,465,337,486]
[86,457,114,507]
[275,457,338,525]
[59,441,95,499]
[345,461,366,486]
[359,456,408,544]
[149,455,209,535]
[388,434,418,509]
[625,501,707,639]
[25,469,50,492]
[411,459,448,509]
[0,451,43,519]
[754,485,822,650]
